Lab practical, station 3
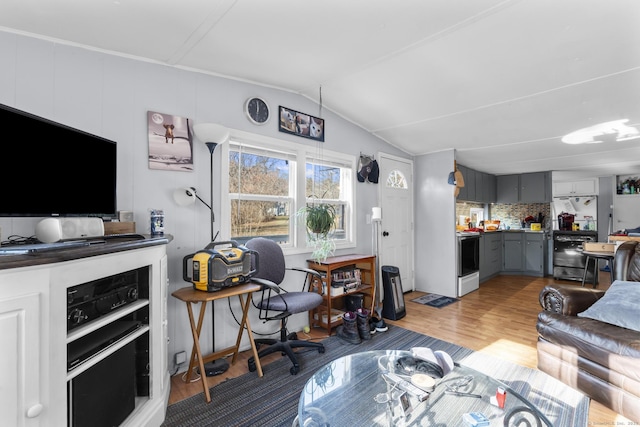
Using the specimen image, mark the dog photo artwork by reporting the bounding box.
[147,110,193,171]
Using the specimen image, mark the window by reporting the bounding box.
[222,132,355,254]
[386,170,408,189]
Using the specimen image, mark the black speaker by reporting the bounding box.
[68,341,136,427]
[381,265,406,320]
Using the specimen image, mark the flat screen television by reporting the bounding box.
[0,103,117,218]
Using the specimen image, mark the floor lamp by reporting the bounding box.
[173,123,230,376]
[371,207,383,318]
[173,123,230,243]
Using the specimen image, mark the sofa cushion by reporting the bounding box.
[578,280,640,332]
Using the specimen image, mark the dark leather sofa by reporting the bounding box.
[536,240,640,422]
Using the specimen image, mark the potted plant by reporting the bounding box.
[297,202,337,261]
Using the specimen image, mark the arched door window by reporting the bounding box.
[386,170,408,189]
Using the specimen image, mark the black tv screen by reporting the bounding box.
[0,103,117,218]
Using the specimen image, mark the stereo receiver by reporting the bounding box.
[67,269,140,331]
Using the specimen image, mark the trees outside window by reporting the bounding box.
[225,137,354,254]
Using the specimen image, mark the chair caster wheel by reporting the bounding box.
[290,365,300,375]
[248,359,256,372]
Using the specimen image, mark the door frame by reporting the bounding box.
[377,151,415,292]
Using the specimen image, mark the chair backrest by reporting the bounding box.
[245,237,286,285]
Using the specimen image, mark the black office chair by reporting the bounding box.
[245,237,325,375]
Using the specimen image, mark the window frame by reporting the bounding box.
[220,129,357,255]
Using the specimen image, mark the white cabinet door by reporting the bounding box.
[553,179,597,196]
[0,292,42,427]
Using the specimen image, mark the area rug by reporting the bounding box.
[162,325,588,427]
[411,293,459,308]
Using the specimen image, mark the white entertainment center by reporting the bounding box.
[0,236,170,427]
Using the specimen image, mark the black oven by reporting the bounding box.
[457,233,480,277]
[553,230,597,282]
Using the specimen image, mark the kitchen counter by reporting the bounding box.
[482,229,548,234]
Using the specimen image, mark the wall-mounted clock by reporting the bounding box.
[245,97,270,125]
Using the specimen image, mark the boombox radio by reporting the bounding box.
[183,241,257,292]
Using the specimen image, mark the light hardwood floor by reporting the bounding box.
[169,272,631,425]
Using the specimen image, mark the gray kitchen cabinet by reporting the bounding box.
[502,233,523,271]
[480,232,502,282]
[475,170,484,202]
[484,173,497,203]
[497,175,520,203]
[524,233,545,276]
[456,164,496,203]
[496,172,551,203]
[456,165,467,200]
[501,231,547,276]
[459,165,475,201]
[521,172,551,202]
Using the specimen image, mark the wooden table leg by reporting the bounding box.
[235,293,263,377]
[184,301,211,403]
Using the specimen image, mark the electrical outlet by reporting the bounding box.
[175,351,187,365]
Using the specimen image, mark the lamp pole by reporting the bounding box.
[205,142,218,243]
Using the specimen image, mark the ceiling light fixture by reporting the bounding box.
[562,119,640,145]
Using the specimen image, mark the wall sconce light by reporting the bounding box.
[173,123,230,243]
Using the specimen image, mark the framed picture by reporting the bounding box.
[147,111,193,171]
[279,106,324,142]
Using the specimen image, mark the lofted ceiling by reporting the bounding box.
[1,0,639,177]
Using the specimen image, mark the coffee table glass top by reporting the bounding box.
[298,350,550,426]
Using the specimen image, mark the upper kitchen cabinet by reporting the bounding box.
[496,174,519,203]
[520,172,551,202]
[496,172,551,203]
[457,165,474,201]
[456,164,496,203]
[553,179,598,196]
[483,172,497,202]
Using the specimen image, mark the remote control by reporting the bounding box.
[383,372,430,402]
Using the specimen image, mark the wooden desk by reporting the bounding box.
[172,283,263,403]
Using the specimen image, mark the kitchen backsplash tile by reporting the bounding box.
[456,202,551,230]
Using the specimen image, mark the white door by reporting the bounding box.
[378,153,414,293]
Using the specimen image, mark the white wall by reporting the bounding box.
[413,149,458,297]
[0,31,410,371]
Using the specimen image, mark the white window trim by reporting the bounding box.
[219,129,357,256]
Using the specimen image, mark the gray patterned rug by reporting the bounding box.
[162,325,588,427]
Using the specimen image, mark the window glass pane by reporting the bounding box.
[230,200,290,245]
[305,160,350,242]
[386,170,408,189]
[306,161,340,199]
[230,150,289,196]
[229,147,293,244]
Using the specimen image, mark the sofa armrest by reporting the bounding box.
[539,284,606,316]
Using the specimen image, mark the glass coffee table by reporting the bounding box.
[298,350,551,426]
